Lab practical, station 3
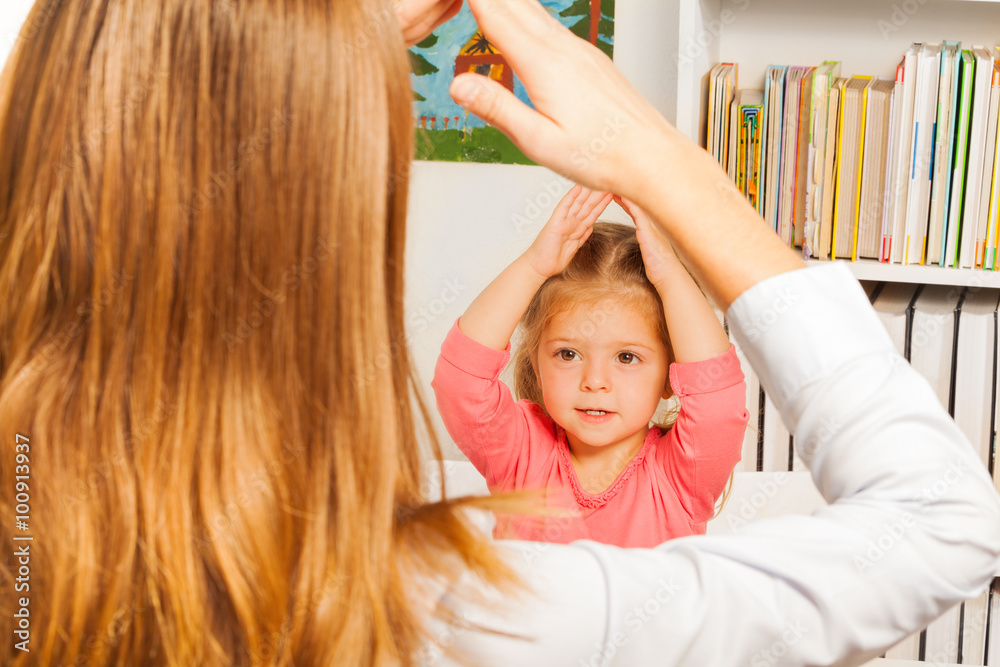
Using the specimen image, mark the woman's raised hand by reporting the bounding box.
[448,0,678,199]
[524,184,612,280]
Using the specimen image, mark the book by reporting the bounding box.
[909,284,961,411]
[737,90,765,212]
[944,50,976,268]
[903,43,942,265]
[979,61,1000,270]
[728,94,740,182]
[857,78,894,260]
[987,578,1000,665]
[885,45,921,264]
[910,285,962,665]
[953,288,1000,471]
[928,41,961,266]
[881,60,902,263]
[804,61,841,260]
[777,66,809,246]
[819,78,845,260]
[761,393,790,473]
[959,46,995,268]
[883,632,921,661]
[707,63,737,164]
[871,282,920,357]
[763,65,789,233]
[959,590,990,664]
[793,67,816,249]
[831,76,871,260]
[731,339,762,473]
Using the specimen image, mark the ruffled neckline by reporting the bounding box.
[555,427,659,509]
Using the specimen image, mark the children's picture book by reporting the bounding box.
[411,0,614,164]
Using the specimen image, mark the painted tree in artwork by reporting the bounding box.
[560,0,614,58]
[409,34,439,102]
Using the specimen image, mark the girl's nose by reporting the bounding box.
[581,360,610,392]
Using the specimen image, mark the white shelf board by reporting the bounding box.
[806,258,1000,288]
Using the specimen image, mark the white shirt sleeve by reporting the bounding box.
[422,263,1000,667]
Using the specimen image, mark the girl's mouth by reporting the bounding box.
[577,409,613,423]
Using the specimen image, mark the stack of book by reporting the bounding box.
[706,42,1000,268]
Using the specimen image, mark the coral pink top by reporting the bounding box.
[432,321,748,548]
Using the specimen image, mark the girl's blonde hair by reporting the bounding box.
[512,221,735,514]
[512,222,677,428]
[0,1,517,665]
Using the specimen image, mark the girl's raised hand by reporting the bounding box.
[617,196,680,293]
[525,185,612,279]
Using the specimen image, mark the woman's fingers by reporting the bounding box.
[397,0,463,46]
[449,73,558,162]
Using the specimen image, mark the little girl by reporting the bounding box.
[432,185,748,548]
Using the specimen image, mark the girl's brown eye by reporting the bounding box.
[558,349,577,361]
[618,352,637,364]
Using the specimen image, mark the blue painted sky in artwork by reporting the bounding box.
[410,0,614,130]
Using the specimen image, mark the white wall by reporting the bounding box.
[0,2,32,69]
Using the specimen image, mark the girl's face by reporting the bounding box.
[535,298,670,457]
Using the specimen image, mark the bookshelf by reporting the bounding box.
[659,5,1000,662]
[661,0,1000,287]
[808,258,1000,287]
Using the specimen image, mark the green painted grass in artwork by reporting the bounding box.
[415,126,535,165]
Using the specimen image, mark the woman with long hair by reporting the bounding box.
[1,0,998,665]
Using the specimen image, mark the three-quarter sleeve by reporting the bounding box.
[431,320,541,490]
[656,345,748,523]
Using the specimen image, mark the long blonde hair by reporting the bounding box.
[0,1,515,664]
[512,222,677,428]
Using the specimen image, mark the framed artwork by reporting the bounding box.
[410,0,615,164]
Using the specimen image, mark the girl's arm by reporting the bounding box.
[619,197,731,363]
[459,185,612,350]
